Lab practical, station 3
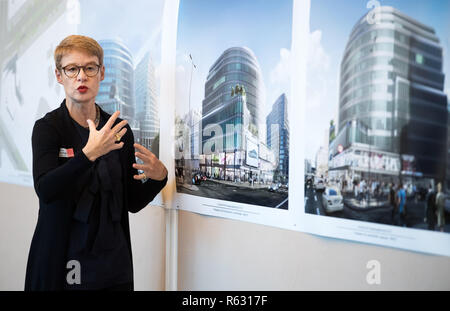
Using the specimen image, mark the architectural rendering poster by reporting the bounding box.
[174,0,296,229]
[0,0,164,205]
[300,0,450,256]
[0,0,77,186]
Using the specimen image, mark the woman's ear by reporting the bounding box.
[55,68,63,85]
[100,65,105,81]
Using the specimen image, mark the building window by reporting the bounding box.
[415,53,424,65]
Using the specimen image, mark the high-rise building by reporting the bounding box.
[200,47,264,182]
[202,47,263,148]
[186,109,202,159]
[135,52,159,152]
[330,6,447,183]
[97,39,135,123]
[266,93,289,180]
[447,100,450,189]
[316,130,329,178]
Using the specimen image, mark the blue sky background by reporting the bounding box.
[176,0,293,123]
[306,0,450,162]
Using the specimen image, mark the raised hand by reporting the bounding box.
[132,143,167,181]
[82,110,128,161]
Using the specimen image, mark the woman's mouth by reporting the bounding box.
[77,86,88,93]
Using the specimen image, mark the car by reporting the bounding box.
[314,178,325,191]
[322,187,344,213]
[268,182,280,192]
[279,183,289,193]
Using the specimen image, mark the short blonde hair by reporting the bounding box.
[54,35,103,69]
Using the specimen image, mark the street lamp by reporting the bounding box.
[188,54,196,117]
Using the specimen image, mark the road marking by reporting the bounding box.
[275,197,289,209]
[314,195,317,201]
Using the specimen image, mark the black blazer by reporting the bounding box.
[25,100,167,291]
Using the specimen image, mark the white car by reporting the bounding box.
[322,187,344,213]
[314,178,325,191]
[268,182,280,192]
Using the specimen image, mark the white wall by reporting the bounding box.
[0,181,165,291]
[3,180,449,291]
[177,210,450,290]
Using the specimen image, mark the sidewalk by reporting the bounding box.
[344,197,389,210]
[208,178,270,190]
[177,182,199,191]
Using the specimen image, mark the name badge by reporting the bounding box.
[59,148,74,158]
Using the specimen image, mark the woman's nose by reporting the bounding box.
[77,68,88,81]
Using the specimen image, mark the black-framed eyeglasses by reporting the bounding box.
[61,64,101,78]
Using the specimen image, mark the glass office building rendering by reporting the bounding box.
[329,6,448,184]
[266,93,290,181]
[135,52,159,154]
[200,47,265,182]
[202,47,263,147]
[97,39,135,123]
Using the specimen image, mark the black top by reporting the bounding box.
[25,100,167,291]
[63,109,132,290]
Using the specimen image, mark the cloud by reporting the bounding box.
[267,48,292,123]
[175,54,190,118]
[306,30,331,109]
[270,48,291,87]
[304,30,337,161]
[308,30,330,71]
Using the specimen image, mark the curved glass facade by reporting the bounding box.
[202,46,263,143]
[96,39,135,122]
[337,6,447,179]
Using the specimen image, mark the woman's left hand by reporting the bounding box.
[132,143,167,181]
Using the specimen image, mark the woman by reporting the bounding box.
[25,35,168,291]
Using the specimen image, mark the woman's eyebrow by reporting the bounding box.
[63,61,99,67]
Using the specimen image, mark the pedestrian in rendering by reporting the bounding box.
[388,183,396,224]
[436,182,446,232]
[396,183,407,227]
[425,184,436,230]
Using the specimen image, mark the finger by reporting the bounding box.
[132,163,146,171]
[112,127,127,143]
[133,173,147,180]
[116,127,127,139]
[134,143,153,157]
[111,119,128,134]
[135,151,150,162]
[104,111,120,130]
[86,119,96,132]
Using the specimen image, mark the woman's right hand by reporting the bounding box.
[82,111,128,162]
